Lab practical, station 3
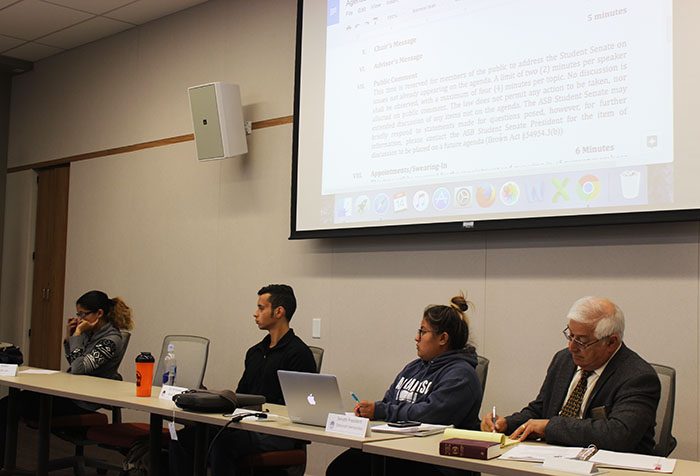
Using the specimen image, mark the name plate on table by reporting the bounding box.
[160,385,189,401]
[325,413,370,437]
[0,364,18,376]
[542,456,602,475]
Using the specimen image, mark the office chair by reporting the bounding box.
[650,363,677,457]
[476,355,489,393]
[85,335,210,471]
[237,346,325,476]
[309,346,324,374]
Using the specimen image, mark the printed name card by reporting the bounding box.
[159,385,188,401]
[0,364,18,376]
[542,456,600,475]
[325,413,370,437]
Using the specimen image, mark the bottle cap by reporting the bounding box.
[136,352,155,363]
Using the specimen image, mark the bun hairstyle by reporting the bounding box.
[449,294,470,325]
[76,290,134,331]
[423,292,473,350]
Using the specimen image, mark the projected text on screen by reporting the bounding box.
[294,0,674,233]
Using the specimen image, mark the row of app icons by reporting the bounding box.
[336,170,642,219]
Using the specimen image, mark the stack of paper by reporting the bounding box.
[371,423,450,436]
[500,444,676,473]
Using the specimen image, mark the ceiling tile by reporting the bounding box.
[0,0,210,63]
[4,41,63,61]
[41,15,134,49]
[42,0,137,16]
[106,0,207,25]
[0,0,93,40]
[0,34,24,52]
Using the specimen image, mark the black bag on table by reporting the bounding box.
[0,344,23,365]
[172,389,265,413]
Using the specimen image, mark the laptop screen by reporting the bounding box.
[277,370,346,426]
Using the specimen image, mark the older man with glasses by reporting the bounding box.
[481,296,660,454]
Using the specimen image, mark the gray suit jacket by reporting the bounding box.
[505,344,660,454]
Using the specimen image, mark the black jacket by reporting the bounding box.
[505,344,660,454]
[236,328,316,404]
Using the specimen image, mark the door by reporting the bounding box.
[29,164,70,369]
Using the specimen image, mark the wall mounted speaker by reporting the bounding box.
[188,82,247,161]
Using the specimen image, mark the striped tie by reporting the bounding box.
[560,370,593,418]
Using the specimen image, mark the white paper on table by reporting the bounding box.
[500,444,582,462]
[159,385,188,401]
[19,369,60,375]
[371,423,450,434]
[591,450,676,473]
[0,364,18,376]
[501,445,676,473]
[540,456,607,475]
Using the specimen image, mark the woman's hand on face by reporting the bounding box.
[66,317,78,338]
[74,318,98,335]
[354,400,375,419]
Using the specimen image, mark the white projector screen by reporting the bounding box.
[292,0,696,238]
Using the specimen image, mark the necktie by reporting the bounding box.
[560,370,593,418]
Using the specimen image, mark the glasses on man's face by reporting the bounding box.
[76,311,94,319]
[562,326,608,350]
[417,328,434,339]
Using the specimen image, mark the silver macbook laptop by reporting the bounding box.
[278,370,346,426]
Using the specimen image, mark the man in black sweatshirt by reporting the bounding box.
[170,284,317,476]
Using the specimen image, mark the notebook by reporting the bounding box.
[277,370,346,426]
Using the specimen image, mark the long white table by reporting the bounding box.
[0,369,407,475]
[0,369,180,475]
[363,433,700,476]
[4,369,699,476]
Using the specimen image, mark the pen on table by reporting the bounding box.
[492,405,497,432]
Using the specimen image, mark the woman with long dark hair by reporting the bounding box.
[64,290,133,379]
[0,290,133,468]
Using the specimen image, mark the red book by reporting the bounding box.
[439,438,501,460]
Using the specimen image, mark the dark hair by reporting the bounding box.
[76,290,134,330]
[258,284,297,322]
[423,293,472,350]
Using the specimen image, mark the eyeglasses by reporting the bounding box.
[76,311,94,319]
[562,326,609,350]
[417,328,434,338]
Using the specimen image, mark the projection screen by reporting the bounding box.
[292,0,698,238]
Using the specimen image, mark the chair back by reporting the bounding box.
[650,363,677,456]
[117,330,131,367]
[119,330,132,354]
[476,355,489,393]
[309,346,324,373]
[153,335,210,389]
[113,330,132,382]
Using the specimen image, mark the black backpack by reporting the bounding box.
[0,344,23,365]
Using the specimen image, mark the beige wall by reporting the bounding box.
[1,1,699,474]
[0,170,35,350]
